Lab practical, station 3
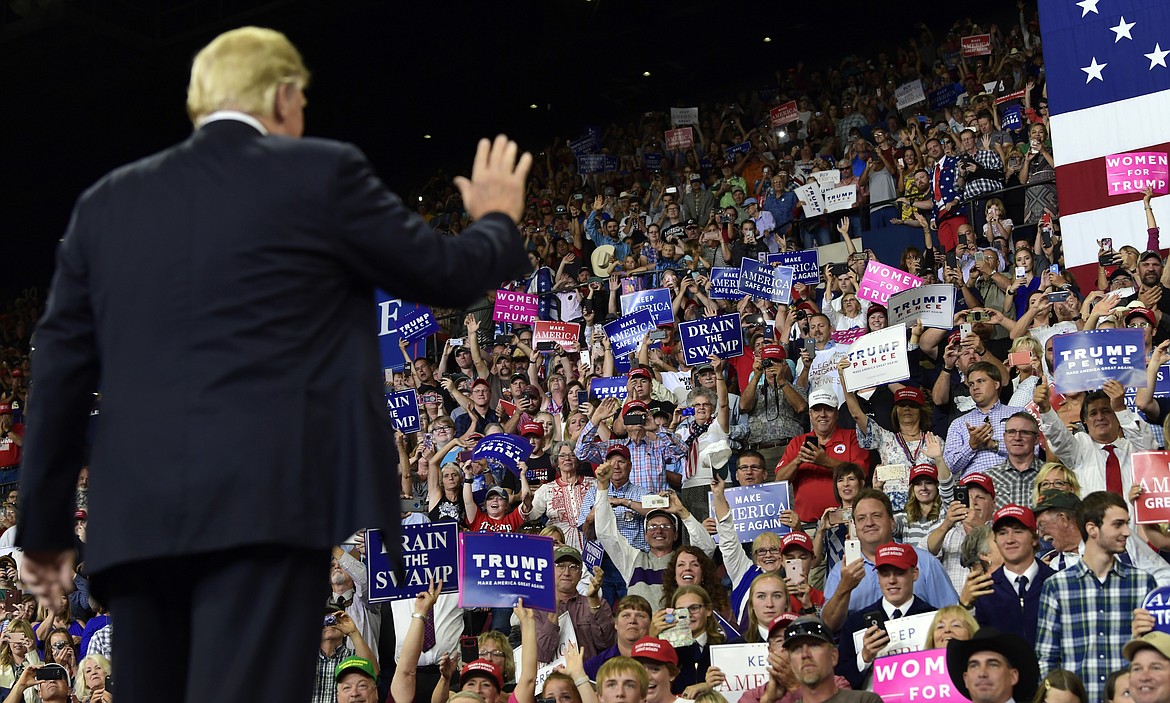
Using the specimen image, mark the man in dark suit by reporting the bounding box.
[837,542,936,689]
[15,26,532,703]
[966,505,1054,645]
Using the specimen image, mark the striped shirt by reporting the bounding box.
[943,402,1027,478]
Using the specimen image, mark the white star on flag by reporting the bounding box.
[1110,17,1136,41]
[1081,57,1108,82]
[1147,43,1170,69]
[1076,0,1100,17]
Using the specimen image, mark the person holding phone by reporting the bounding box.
[837,543,938,689]
[925,473,996,593]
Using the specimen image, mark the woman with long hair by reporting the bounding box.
[1007,336,1044,407]
[897,464,953,546]
[43,627,78,680]
[1032,670,1088,703]
[671,585,727,699]
[74,654,113,703]
[1006,247,1043,317]
[1018,122,1057,225]
[426,462,466,524]
[0,619,40,699]
[522,441,596,550]
[660,547,731,619]
[745,573,791,644]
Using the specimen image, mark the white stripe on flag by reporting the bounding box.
[1060,198,1170,269]
[1051,89,1170,167]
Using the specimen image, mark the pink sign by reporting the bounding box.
[831,327,867,345]
[871,649,970,703]
[665,128,694,150]
[770,101,799,126]
[858,261,923,306]
[493,290,539,324]
[1105,151,1169,196]
[1134,452,1170,524]
[960,34,991,57]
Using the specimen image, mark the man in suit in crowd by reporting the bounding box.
[837,542,936,689]
[966,505,1053,645]
[16,26,531,703]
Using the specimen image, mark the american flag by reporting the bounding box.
[1040,0,1170,269]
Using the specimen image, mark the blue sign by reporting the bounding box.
[397,306,439,343]
[589,377,629,402]
[366,524,459,603]
[722,482,792,542]
[604,155,618,172]
[578,155,606,174]
[643,152,663,171]
[471,433,534,473]
[714,612,743,641]
[1001,105,1023,131]
[1052,329,1147,393]
[582,540,604,573]
[724,141,752,161]
[375,291,427,372]
[928,83,967,112]
[621,288,675,327]
[739,258,794,304]
[709,268,742,300]
[386,389,421,434]
[604,309,657,361]
[767,250,820,285]
[459,532,556,612]
[678,313,745,366]
[1143,586,1170,635]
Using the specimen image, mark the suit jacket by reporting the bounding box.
[18,118,529,574]
[837,596,936,690]
[974,561,1055,645]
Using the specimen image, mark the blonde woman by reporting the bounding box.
[1031,462,1081,505]
[924,604,978,648]
[1007,336,1044,407]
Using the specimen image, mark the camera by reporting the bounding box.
[623,412,646,426]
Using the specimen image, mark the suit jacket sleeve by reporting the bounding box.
[329,144,530,309]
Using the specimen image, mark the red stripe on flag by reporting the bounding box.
[1054,141,1170,218]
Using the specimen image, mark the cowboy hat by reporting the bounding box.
[946,628,1039,702]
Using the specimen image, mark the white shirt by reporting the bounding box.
[197,110,268,134]
[336,549,382,662]
[391,592,463,666]
[1038,407,1156,514]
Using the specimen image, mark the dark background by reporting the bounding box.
[0,0,993,295]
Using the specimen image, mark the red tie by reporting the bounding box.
[933,165,943,201]
[1104,444,1122,495]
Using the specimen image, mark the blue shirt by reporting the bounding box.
[577,480,649,552]
[823,544,959,612]
[584,211,631,261]
[943,401,1026,478]
[764,189,798,228]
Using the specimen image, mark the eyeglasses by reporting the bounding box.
[1038,479,1069,490]
[481,650,506,659]
[555,562,583,572]
[434,426,454,432]
[1003,429,1038,437]
[647,523,675,531]
[677,604,705,614]
[754,547,781,556]
[1128,321,1152,329]
[737,464,766,472]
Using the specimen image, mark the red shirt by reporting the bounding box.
[776,428,871,522]
[468,507,525,533]
[0,424,22,469]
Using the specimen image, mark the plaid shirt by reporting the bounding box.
[1036,557,1157,703]
[578,479,649,552]
[943,402,1027,478]
[961,149,1004,200]
[575,421,686,493]
[88,624,112,660]
[983,457,1045,511]
[313,643,354,703]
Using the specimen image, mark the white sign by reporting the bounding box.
[671,107,699,125]
[711,642,769,703]
[888,284,957,330]
[895,80,926,110]
[812,170,841,188]
[823,184,859,213]
[843,324,910,391]
[660,371,694,405]
[807,348,850,408]
[515,613,578,681]
[851,610,935,659]
[795,183,825,217]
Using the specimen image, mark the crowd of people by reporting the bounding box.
[5,5,1170,703]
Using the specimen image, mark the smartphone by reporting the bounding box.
[785,558,806,585]
[1015,266,1026,279]
[954,485,970,506]
[827,508,853,525]
[35,667,67,681]
[803,337,816,356]
[1101,237,1113,251]
[863,610,888,631]
[623,412,647,426]
[649,329,667,342]
[460,635,479,663]
[804,435,820,448]
[423,432,434,450]
[1115,286,1137,299]
[576,390,589,407]
[448,338,465,348]
[457,449,474,462]
[535,340,557,352]
[401,497,426,513]
[974,251,985,264]
[946,252,958,269]
[829,262,849,277]
[642,494,670,509]
[844,538,863,565]
[1049,264,1060,274]
[960,323,973,340]
[1008,351,1032,367]
[897,157,905,170]
[1046,290,1070,303]
[681,407,695,417]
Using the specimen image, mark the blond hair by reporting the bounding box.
[187,27,309,123]
[596,656,649,697]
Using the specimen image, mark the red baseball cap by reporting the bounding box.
[471,378,491,390]
[0,404,9,415]
[992,504,1037,533]
[893,387,925,406]
[875,542,918,571]
[622,399,649,414]
[780,532,815,554]
[960,472,996,498]
[629,367,653,381]
[606,445,632,461]
[630,636,679,666]
[1126,307,1157,327]
[767,612,799,639]
[520,422,544,438]
[460,659,503,689]
[761,344,786,361]
[909,464,939,484]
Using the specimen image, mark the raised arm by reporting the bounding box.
[391,582,442,703]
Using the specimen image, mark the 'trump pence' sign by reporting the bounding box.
[1051,329,1146,393]
[843,324,910,391]
[889,284,957,329]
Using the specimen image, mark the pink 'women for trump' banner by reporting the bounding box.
[858,261,923,306]
[493,289,539,324]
